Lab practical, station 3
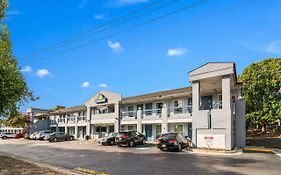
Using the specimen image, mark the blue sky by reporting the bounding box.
[5,0,281,111]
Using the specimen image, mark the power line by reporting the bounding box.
[135,0,262,43]
[26,0,166,56]
[23,0,208,65]
[27,0,181,57]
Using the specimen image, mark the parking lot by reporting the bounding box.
[0,139,281,175]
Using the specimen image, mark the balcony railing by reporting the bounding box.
[121,111,137,118]
[143,108,162,116]
[78,116,86,122]
[50,120,57,124]
[169,106,192,114]
[58,118,65,123]
[67,117,76,123]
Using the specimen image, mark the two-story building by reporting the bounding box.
[28,62,246,150]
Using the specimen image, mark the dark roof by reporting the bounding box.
[121,87,192,104]
[50,105,86,114]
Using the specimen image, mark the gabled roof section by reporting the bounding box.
[121,87,192,104]
[189,62,236,82]
[26,107,50,114]
[85,90,122,107]
[50,105,86,114]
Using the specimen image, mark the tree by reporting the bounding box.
[0,0,37,117]
[240,58,281,132]
[1,112,31,128]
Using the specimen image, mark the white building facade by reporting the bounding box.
[28,62,246,150]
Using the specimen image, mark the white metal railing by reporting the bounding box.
[121,111,137,118]
[78,116,86,122]
[58,118,65,123]
[67,117,76,123]
[143,108,162,116]
[169,106,192,114]
[50,120,56,124]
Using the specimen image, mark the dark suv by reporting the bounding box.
[115,131,146,147]
[156,132,191,151]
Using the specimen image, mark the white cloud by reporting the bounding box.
[167,48,189,57]
[21,66,32,73]
[118,0,148,5]
[37,69,51,78]
[6,10,20,16]
[108,41,123,51]
[94,14,105,20]
[79,0,91,8]
[99,83,108,88]
[81,81,90,88]
[265,39,281,55]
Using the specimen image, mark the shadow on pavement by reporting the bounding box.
[0,140,279,175]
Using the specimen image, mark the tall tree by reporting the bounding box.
[240,58,281,132]
[0,0,37,117]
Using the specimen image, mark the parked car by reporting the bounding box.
[0,132,16,139]
[98,132,118,145]
[156,132,191,151]
[47,132,74,142]
[14,132,25,139]
[29,132,38,140]
[24,132,32,139]
[115,130,146,147]
[36,130,54,140]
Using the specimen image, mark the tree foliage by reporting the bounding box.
[240,58,281,130]
[0,0,37,117]
[1,112,31,128]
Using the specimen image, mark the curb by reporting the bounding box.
[0,151,80,175]
[243,147,273,153]
[186,148,243,156]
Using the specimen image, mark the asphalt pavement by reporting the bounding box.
[0,139,280,175]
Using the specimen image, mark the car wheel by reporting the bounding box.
[53,137,58,142]
[110,141,114,145]
[3,136,7,140]
[117,144,122,147]
[129,140,134,147]
[178,143,182,152]
[142,139,146,145]
[69,136,74,141]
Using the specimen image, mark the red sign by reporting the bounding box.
[204,136,213,140]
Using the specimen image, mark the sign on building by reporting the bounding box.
[197,134,225,149]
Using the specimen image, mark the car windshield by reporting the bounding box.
[161,133,177,139]
[108,133,117,137]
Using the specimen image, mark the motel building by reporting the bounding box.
[27,62,246,150]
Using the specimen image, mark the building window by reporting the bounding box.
[137,104,143,110]
[144,103,152,116]
[174,125,183,133]
[156,125,162,137]
[127,125,134,131]
[96,126,106,132]
[200,95,212,110]
[127,106,134,117]
[128,106,134,111]
[174,100,183,114]
[156,102,163,115]
[108,105,115,113]
[187,98,192,113]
